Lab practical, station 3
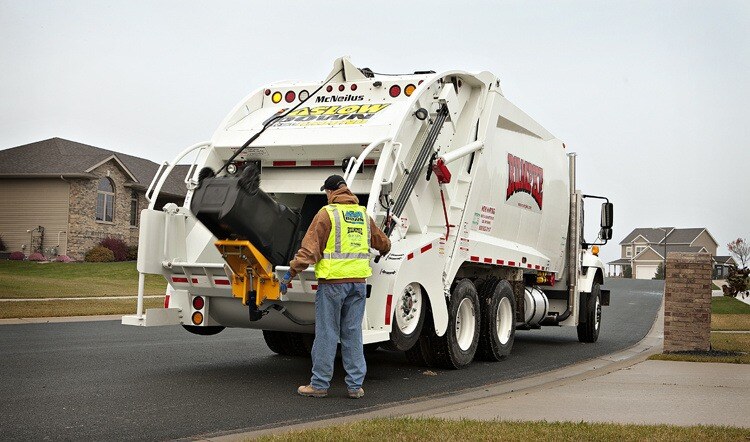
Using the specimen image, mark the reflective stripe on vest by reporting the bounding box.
[314,204,372,280]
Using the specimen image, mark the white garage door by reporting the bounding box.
[636,265,658,280]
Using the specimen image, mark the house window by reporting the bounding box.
[635,246,646,255]
[96,178,115,222]
[625,247,632,258]
[130,190,138,227]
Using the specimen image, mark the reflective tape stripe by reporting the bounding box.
[367,219,371,249]
[323,253,371,260]
[330,206,342,254]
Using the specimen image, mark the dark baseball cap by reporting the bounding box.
[321,174,346,191]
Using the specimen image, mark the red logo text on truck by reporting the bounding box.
[506,153,544,209]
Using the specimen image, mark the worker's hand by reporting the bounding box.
[279,271,292,295]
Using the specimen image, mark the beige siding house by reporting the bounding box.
[0,179,71,256]
[0,138,188,261]
[608,227,735,280]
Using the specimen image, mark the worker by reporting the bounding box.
[279,174,391,399]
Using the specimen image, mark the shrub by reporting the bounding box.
[85,246,115,262]
[28,252,46,261]
[99,237,128,261]
[55,255,74,263]
[623,265,632,278]
[9,251,25,260]
[126,245,138,261]
[725,266,749,297]
[0,235,6,252]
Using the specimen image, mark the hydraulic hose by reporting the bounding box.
[270,304,315,326]
[216,67,344,175]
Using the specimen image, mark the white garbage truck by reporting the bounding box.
[123,57,614,368]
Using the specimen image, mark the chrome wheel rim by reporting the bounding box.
[496,297,513,345]
[455,297,476,351]
[395,284,421,335]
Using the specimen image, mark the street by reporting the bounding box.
[0,279,662,441]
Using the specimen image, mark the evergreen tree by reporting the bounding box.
[653,262,665,280]
[623,265,632,278]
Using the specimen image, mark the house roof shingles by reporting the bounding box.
[0,138,187,197]
[620,228,674,244]
[620,227,711,246]
[664,228,706,245]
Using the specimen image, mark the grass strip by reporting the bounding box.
[256,417,750,441]
[0,261,166,298]
[711,296,750,314]
[0,297,163,319]
[712,314,750,331]
[649,333,750,364]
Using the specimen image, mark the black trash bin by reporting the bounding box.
[190,165,301,267]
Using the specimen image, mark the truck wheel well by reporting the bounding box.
[594,268,604,286]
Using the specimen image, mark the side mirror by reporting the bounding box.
[600,202,613,229]
[600,227,613,241]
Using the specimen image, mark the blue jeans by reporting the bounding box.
[310,282,367,391]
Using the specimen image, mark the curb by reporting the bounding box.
[199,300,666,441]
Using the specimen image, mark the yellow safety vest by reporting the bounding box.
[314,204,372,279]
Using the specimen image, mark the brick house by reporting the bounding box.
[0,138,188,260]
[607,227,736,279]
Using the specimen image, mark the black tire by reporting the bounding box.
[425,279,480,369]
[263,330,289,355]
[379,341,400,352]
[182,325,225,336]
[364,343,381,354]
[404,304,437,367]
[476,279,516,361]
[285,332,313,356]
[389,283,426,351]
[262,331,313,356]
[577,283,602,343]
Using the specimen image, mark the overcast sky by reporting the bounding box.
[1,0,748,265]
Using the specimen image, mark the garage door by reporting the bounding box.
[636,265,658,280]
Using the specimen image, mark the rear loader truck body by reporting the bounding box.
[123,57,614,368]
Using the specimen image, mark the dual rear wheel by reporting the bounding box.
[403,278,516,369]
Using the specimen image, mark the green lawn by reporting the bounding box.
[711,296,750,314]
[650,333,750,364]
[711,297,750,331]
[0,261,167,298]
[256,418,749,442]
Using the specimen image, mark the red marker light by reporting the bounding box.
[389,85,401,97]
[192,296,205,310]
[264,89,271,96]
[326,85,333,92]
[285,91,296,103]
[351,84,358,91]
[338,84,345,92]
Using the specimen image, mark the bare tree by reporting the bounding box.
[727,238,750,269]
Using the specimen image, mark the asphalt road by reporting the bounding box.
[0,279,662,441]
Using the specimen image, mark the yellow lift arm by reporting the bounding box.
[215,239,281,308]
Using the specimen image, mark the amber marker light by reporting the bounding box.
[592,245,600,256]
[404,84,416,96]
[271,91,282,104]
[192,311,204,325]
